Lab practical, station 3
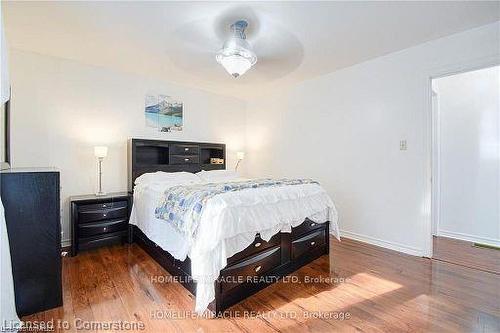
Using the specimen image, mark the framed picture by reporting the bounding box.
[145,94,183,132]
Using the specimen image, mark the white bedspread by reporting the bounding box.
[130,177,340,313]
[130,181,191,259]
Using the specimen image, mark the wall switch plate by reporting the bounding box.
[400,140,408,151]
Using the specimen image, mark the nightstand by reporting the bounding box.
[70,192,132,256]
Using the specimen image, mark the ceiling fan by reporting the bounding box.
[168,7,303,83]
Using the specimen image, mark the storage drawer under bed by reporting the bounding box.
[172,232,281,276]
[227,232,281,265]
[291,219,325,238]
[291,229,327,260]
[220,246,281,293]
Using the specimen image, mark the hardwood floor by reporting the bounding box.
[433,236,500,274]
[22,237,500,332]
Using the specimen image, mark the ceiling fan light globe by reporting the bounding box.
[219,55,252,78]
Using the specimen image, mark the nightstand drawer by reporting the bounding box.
[78,205,128,223]
[170,144,199,156]
[78,231,127,251]
[78,218,128,238]
[78,200,127,212]
[170,155,199,165]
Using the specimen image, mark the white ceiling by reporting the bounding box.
[3,1,500,100]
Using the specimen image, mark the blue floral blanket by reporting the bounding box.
[155,178,319,237]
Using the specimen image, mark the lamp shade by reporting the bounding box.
[237,151,245,160]
[94,146,108,158]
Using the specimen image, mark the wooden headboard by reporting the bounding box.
[128,138,226,191]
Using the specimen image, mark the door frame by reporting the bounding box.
[424,57,500,258]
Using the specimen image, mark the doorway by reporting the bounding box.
[430,65,500,273]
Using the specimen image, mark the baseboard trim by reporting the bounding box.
[437,230,500,247]
[340,230,424,257]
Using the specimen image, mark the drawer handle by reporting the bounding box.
[184,158,189,162]
[103,213,107,217]
[184,148,189,151]
[310,222,316,227]
[254,265,262,273]
[102,204,107,208]
[254,242,262,248]
[310,241,316,246]
[103,227,107,232]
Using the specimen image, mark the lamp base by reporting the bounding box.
[95,191,107,197]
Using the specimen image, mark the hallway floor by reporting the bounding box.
[433,235,500,274]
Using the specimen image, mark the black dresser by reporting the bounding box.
[0,168,62,316]
[70,192,131,256]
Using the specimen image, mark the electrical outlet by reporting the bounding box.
[400,140,408,151]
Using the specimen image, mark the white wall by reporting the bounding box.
[7,22,500,256]
[246,22,500,256]
[9,49,246,246]
[433,66,499,246]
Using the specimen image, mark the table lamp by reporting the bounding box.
[94,146,108,196]
[235,151,245,171]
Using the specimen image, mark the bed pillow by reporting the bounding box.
[196,170,239,182]
[134,171,200,185]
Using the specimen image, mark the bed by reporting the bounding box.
[127,139,340,314]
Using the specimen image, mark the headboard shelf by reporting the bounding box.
[128,139,226,191]
[200,147,224,165]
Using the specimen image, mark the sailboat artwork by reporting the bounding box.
[145,94,183,132]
